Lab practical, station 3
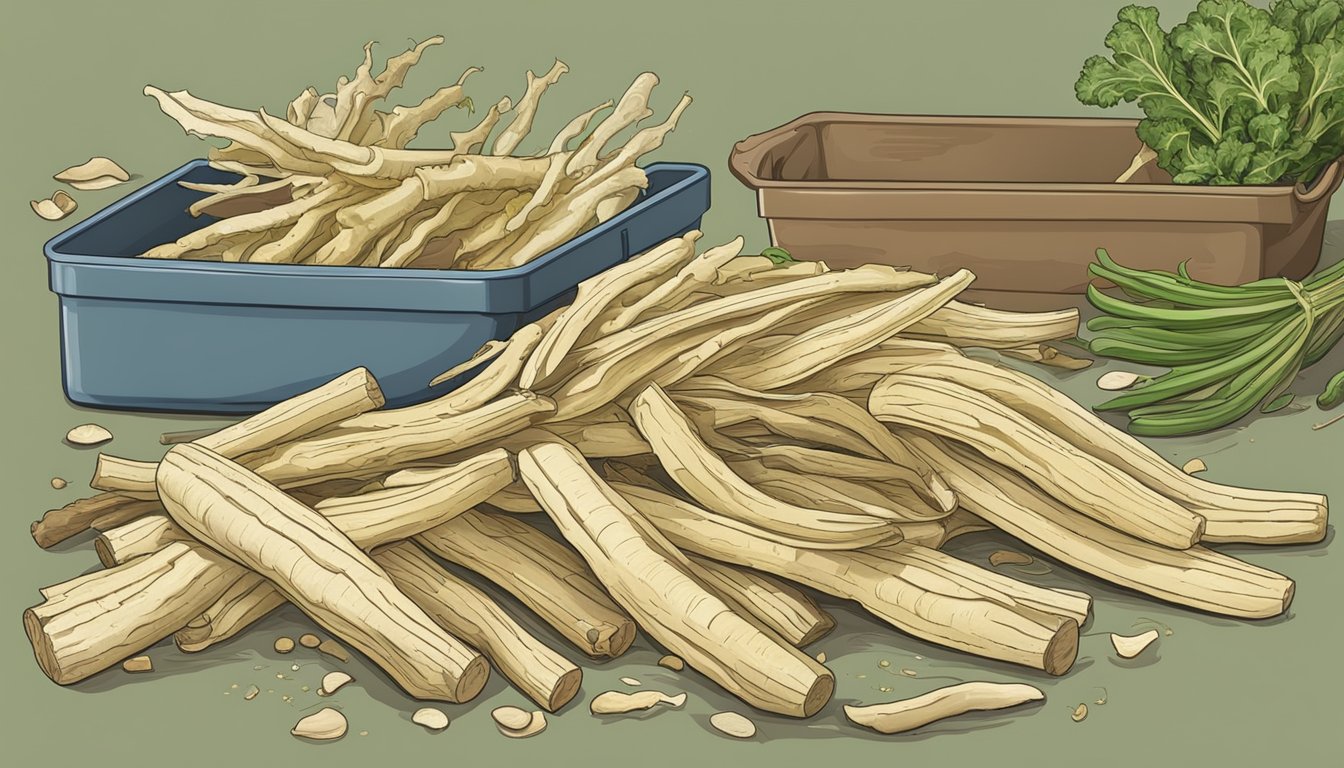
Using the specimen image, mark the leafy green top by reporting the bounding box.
[1077,0,1344,184]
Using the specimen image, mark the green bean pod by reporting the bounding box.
[1320,370,1344,410]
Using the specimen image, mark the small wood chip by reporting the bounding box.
[318,639,350,662]
[158,427,218,445]
[50,477,67,489]
[901,669,918,677]
[412,707,450,731]
[620,676,642,686]
[989,550,1034,567]
[54,157,131,190]
[710,711,756,739]
[491,706,533,731]
[32,191,78,221]
[657,655,684,671]
[65,423,112,446]
[1182,458,1208,474]
[815,652,827,663]
[1110,630,1160,659]
[273,636,295,654]
[878,660,890,668]
[122,655,152,673]
[299,633,322,648]
[319,671,353,696]
[590,690,687,715]
[492,707,546,738]
[292,708,347,740]
[1071,703,1088,722]
[244,685,260,701]
[1097,371,1143,391]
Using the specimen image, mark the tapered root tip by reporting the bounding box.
[798,613,837,647]
[1043,618,1080,677]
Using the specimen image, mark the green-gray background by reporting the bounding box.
[2,1,1339,766]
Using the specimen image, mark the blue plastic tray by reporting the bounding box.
[46,160,710,413]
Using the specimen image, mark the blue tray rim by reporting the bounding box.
[44,159,710,281]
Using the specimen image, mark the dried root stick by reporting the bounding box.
[376,541,583,712]
[418,509,637,658]
[28,450,512,681]
[157,445,489,702]
[904,433,1294,619]
[520,233,702,389]
[870,375,1206,550]
[688,556,835,646]
[492,60,569,156]
[520,440,834,717]
[619,483,1078,675]
[629,383,896,548]
[88,367,386,497]
[875,343,1327,544]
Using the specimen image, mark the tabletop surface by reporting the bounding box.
[2,2,1339,767]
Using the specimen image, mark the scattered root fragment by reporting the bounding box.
[590,690,686,714]
[31,191,78,221]
[244,685,260,700]
[50,478,67,490]
[159,427,218,445]
[412,707,450,731]
[65,424,112,446]
[319,671,353,695]
[1096,371,1143,391]
[1110,629,1159,659]
[1094,687,1108,705]
[274,636,295,654]
[1071,703,1088,722]
[844,682,1045,735]
[901,669,918,677]
[492,707,546,738]
[658,655,684,671]
[54,157,132,190]
[292,707,347,740]
[299,633,321,649]
[1314,412,1344,430]
[619,676,641,686]
[122,655,153,673]
[988,550,1033,567]
[710,711,757,739]
[1182,458,1208,475]
[492,706,533,730]
[318,639,350,662]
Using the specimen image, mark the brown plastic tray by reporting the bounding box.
[729,113,1342,309]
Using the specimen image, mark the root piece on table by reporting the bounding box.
[844,682,1045,734]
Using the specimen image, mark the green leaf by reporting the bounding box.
[1171,0,1300,113]
[1270,0,1344,45]
[1261,392,1296,412]
[1075,6,1223,141]
[1214,136,1257,177]
[760,247,796,265]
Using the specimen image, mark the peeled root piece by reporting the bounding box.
[54,157,131,190]
[844,682,1045,735]
[292,707,347,740]
[32,191,78,220]
[1111,630,1159,659]
[590,690,686,714]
